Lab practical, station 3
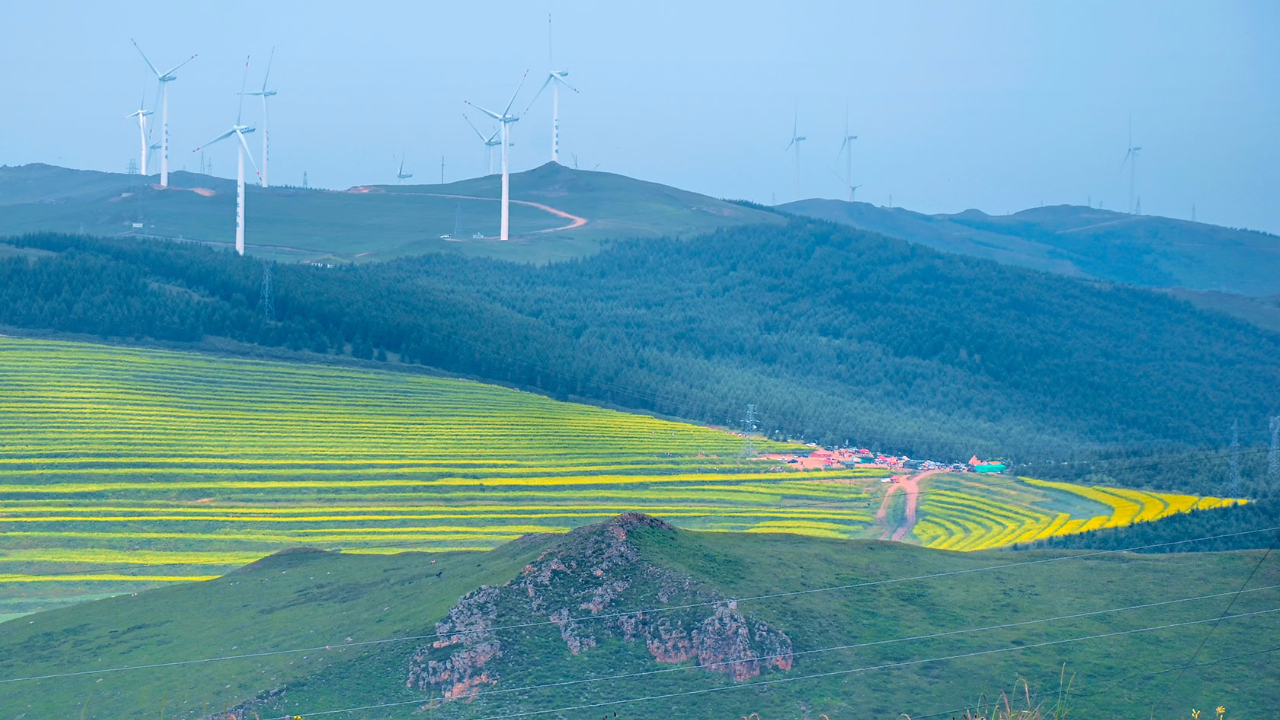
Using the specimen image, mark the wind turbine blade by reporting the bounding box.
[236,55,251,126]
[237,130,262,180]
[523,75,554,116]
[554,75,580,94]
[463,114,488,142]
[837,136,848,158]
[194,128,237,152]
[262,47,275,92]
[465,101,503,122]
[131,39,162,78]
[825,165,844,183]
[162,54,198,78]
[548,13,554,66]
[784,139,795,152]
[502,71,529,118]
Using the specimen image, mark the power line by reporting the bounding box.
[338,583,1280,707]
[901,644,1280,720]
[1145,525,1280,716]
[4,525,1275,686]
[257,607,1280,720]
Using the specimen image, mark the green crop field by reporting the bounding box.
[0,337,1240,618]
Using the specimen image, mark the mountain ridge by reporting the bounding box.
[782,197,1280,296]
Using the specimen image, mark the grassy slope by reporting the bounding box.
[0,163,782,264]
[0,540,551,720]
[781,199,1280,297]
[2,523,1276,719]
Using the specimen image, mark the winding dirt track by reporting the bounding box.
[413,192,588,235]
[874,469,942,541]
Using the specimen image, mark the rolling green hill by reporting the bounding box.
[2,515,1276,719]
[781,199,1280,297]
[3,224,1279,469]
[0,163,781,264]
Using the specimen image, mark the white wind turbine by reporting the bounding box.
[826,166,862,202]
[124,92,153,178]
[784,109,806,202]
[526,14,578,164]
[464,114,504,176]
[240,47,277,187]
[1120,115,1142,215]
[836,107,858,202]
[131,40,197,187]
[466,73,528,241]
[396,153,413,184]
[194,57,260,256]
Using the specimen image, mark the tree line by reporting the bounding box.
[2,221,1277,490]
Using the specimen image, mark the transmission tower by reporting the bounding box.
[302,171,309,189]
[260,263,274,322]
[1229,419,1241,497]
[1269,415,1280,484]
[742,403,757,432]
[126,159,139,175]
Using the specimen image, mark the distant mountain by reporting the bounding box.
[3,515,1276,719]
[0,163,781,264]
[781,199,1280,297]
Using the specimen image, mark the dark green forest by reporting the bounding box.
[2,222,1278,486]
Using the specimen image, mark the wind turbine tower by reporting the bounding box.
[467,73,528,241]
[464,114,504,175]
[132,40,196,187]
[836,107,858,202]
[1121,116,1142,215]
[194,56,260,256]
[784,110,806,202]
[241,47,277,187]
[125,94,153,179]
[528,14,578,164]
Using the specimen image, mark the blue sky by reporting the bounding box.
[2,0,1278,232]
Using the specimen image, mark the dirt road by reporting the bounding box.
[413,192,588,235]
[874,469,942,541]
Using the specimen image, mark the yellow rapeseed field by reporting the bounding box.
[0,337,1243,615]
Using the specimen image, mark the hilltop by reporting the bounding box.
[781,198,1280,297]
[0,163,781,264]
[2,515,1276,719]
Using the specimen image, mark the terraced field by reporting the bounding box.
[911,474,1242,551]
[0,337,1242,618]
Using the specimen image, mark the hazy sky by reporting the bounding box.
[3,1,1278,233]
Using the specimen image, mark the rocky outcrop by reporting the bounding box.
[407,513,794,701]
[406,585,503,699]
